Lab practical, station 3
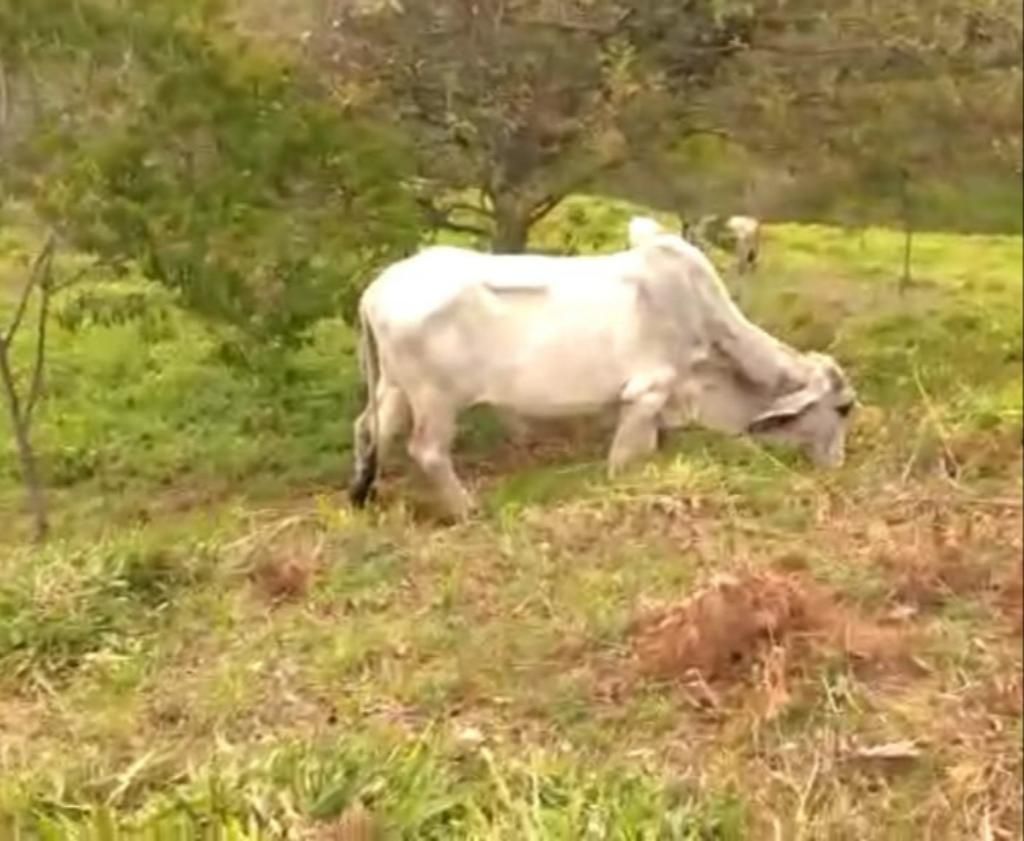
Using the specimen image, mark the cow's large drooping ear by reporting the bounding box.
[747,382,826,434]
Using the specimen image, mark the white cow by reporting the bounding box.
[684,214,762,275]
[725,215,761,274]
[349,218,855,519]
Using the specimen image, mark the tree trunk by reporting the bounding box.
[901,223,914,296]
[0,347,48,542]
[491,203,530,254]
[898,169,914,296]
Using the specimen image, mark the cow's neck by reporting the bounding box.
[680,256,804,396]
[687,343,809,435]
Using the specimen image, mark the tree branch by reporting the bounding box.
[4,233,56,348]
[50,263,97,294]
[526,195,562,226]
[0,57,9,129]
[416,196,490,236]
[24,270,51,426]
[441,201,492,220]
[513,8,634,39]
[527,152,630,226]
[439,218,490,236]
[678,125,736,144]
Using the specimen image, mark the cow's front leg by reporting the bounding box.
[608,386,669,477]
[408,396,476,522]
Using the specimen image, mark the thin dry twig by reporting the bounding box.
[223,513,320,563]
[794,752,822,840]
[901,360,962,486]
[0,57,9,129]
[50,262,98,295]
[3,232,56,348]
[23,266,51,426]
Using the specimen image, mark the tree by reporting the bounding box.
[0,236,54,541]
[306,0,749,252]
[664,0,1023,265]
[1,0,420,339]
[0,233,94,541]
[0,0,422,536]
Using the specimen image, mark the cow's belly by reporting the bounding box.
[479,368,624,418]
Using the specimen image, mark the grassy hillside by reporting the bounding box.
[1,203,1021,838]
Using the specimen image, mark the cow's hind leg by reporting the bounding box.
[350,383,411,507]
[376,385,412,463]
[608,386,668,477]
[350,404,377,507]
[407,395,474,522]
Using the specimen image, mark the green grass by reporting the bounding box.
[1,199,1021,838]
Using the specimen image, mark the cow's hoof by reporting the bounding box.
[348,482,378,509]
[445,494,478,524]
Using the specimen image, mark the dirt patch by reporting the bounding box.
[250,551,317,602]
[629,569,906,688]
[231,517,327,605]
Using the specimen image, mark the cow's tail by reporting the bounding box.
[349,304,380,508]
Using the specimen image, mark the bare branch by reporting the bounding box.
[513,7,634,39]
[0,57,9,129]
[24,272,51,426]
[527,193,563,225]
[50,263,98,294]
[416,196,490,237]
[527,151,630,226]
[438,218,490,236]
[679,125,733,141]
[4,233,56,347]
[442,201,492,220]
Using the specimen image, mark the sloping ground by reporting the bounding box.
[0,218,1021,838]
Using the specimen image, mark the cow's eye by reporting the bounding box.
[836,402,854,418]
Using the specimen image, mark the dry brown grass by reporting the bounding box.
[866,503,1021,611]
[997,560,1023,634]
[628,568,909,691]
[229,515,327,604]
[304,804,377,841]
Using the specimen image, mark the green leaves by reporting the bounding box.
[3,0,419,340]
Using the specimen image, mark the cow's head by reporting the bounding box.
[746,353,856,467]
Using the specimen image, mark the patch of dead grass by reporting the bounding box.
[228,515,327,605]
[867,503,1022,616]
[978,672,1023,720]
[302,803,377,841]
[996,561,1023,635]
[628,569,909,700]
[946,424,1024,480]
